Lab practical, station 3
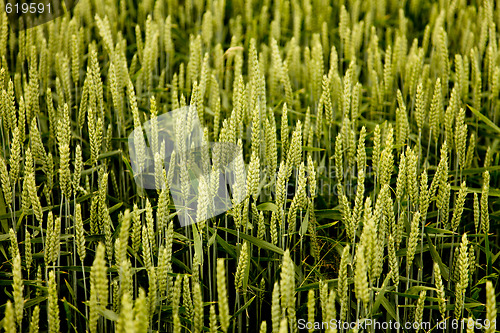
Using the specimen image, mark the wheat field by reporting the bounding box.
[0,0,498,332]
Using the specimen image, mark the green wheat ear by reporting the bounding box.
[485,281,497,333]
[3,301,16,333]
[217,258,230,333]
[48,270,60,333]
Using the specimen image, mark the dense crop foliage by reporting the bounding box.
[0,0,499,332]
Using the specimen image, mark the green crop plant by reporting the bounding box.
[0,0,498,332]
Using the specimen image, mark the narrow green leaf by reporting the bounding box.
[215,233,237,259]
[299,206,309,236]
[450,185,500,197]
[296,278,339,292]
[219,227,284,255]
[63,298,73,325]
[302,146,325,152]
[98,307,119,322]
[24,296,48,308]
[371,273,393,316]
[425,232,449,281]
[467,105,500,134]
[64,279,76,303]
[314,208,342,220]
[316,221,339,230]
[256,202,279,213]
[191,222,204,265]
[97,150,122,161]
[230,296,256,320]
[379,295,397,321]
[208,228,217,247]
